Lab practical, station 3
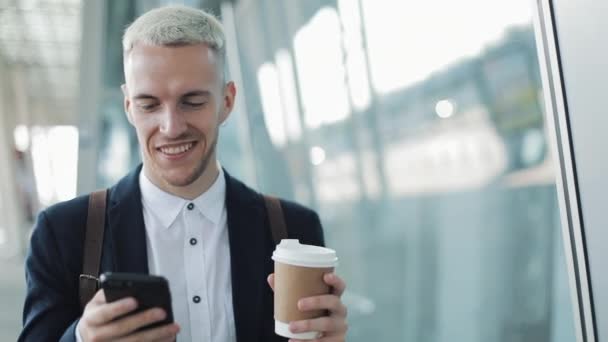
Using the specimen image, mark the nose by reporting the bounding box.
[159,106,187,139]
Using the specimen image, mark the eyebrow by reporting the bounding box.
[132,90,211,101]
[133,94,158,101]
[181,90,211,98]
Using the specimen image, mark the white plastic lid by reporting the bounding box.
[272,239,338,268]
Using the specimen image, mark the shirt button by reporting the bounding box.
[193,295,201,303]
[187,203,195,210]
[189,238,197,246]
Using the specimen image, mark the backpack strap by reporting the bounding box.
[79,189,108,309]
[263,195,288,245]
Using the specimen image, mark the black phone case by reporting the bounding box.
[100,272,174,331]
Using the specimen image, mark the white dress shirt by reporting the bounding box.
[140,168,236,342]
[77,168,236,342]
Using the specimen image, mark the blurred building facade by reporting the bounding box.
[0,0,580,341]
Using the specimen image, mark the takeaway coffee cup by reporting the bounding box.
[272,239,339,340]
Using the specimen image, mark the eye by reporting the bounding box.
[137,102,159,111]
[183,101,206,108]
[142,104,157,110]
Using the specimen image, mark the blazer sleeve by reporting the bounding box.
[19,210,81,342]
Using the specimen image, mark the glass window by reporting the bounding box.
[220,0,576,341]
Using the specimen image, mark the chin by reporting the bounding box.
[161,168,201,187]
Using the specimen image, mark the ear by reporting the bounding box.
[121,84,134,125]
[220,81,236,125]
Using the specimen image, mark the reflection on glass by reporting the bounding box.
[257,62,287,147]
[294,7,350,129]
[361,0,533,93]
[224,0,576,341]
[275,50,302,141]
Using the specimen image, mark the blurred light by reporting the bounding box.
[18,0,37,11]
[49,126,79,201]
[384,109,508,195]
[257,63,287,147]
[294,7,350,129]
[31,126,79,206]
[361,0,533,94]
[275,50,302,141]
[435,100,455,119]
[310,146,326,166]
[14,125,30,151]
[343,291,377,316]
[31,127,54,205]
[99,126,131,183]
[315,152,361,201]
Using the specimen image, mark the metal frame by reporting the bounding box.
[532,0,595,341]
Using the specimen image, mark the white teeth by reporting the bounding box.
[160,142,193,155]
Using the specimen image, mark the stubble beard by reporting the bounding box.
[174,133,218,187]
[146,128,219,189]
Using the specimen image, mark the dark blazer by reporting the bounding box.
[19,165,325,342]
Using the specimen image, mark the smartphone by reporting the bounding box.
[100,272,174,331]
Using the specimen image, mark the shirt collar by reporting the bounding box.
[192,167,226,226]
[139,166,226,229]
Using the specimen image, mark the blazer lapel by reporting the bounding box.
[106,165,149,274]
[225,171,267,342]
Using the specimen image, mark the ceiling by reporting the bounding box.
[0,0,81,126]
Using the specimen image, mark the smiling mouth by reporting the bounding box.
[157,142,196,156]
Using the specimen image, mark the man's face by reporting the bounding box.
[122,44,235,189]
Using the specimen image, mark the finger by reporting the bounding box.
[298,295,347,316]
[267,273,275,291]
[290,336,344,342]
[134,323,180,342]
[116,322,180,342]
[90,289,107,305]
[289,335,325,342]
[85,297,138,326]
[138,323,180,342]
[289,316,347,335]
[95,308,167,338]
[324,273,346,297]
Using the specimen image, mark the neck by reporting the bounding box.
[143,156,220,200]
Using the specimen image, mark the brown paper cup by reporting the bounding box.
[272,239,338,340]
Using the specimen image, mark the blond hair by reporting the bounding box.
[122,5,226,61]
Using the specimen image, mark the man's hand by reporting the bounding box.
[78,289,180,342]
[268,273,348,342]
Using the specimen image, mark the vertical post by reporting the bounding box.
[273,0,319,209]
[0,58,25,258]
[220,1,259,187]
[76,0,107,194]
[355,0,389,202]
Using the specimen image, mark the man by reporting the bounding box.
[20,5,348,342]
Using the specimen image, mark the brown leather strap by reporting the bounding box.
[79,189,107,309]
[263,195,288,245]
